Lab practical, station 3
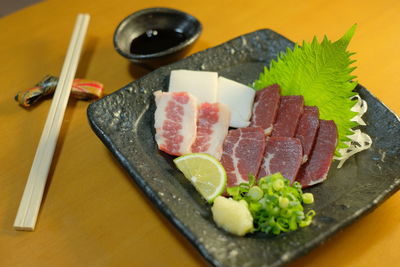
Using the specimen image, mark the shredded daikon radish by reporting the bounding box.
[334,94,372,168]
[350,94,368,126]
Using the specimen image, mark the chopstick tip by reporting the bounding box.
[14,225,35,231]
[78,13,90,19]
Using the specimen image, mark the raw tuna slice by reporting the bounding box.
[250,84,281,135]
[295,106,320,163]
[153,90,197,156]
[191,103,231,160]
[220,127,266,187]
[296,120,338,188]
[271,95,304,137]
[258,137,303,183]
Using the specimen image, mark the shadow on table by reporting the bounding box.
[128,63,152,80]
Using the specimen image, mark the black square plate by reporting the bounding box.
[87,29,400,267]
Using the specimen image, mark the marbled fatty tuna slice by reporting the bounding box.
[153,90,197,156]
[191,103,230,160]
[220,127,266,187]
[258,137,303,183]
[295,106,320,163]
[250,84,281,135]
[271,95,304,137]
[296,120,338,188]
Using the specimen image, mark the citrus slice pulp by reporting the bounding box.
[173,153,227,203]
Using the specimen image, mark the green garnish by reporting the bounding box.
[302,193,314,204]
[227,173,315,235]
[253,25,359,157]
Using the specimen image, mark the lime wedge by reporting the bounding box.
[174,153,227,203]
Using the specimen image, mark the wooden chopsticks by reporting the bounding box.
[14,14,90,231]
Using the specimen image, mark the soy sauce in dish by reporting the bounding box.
[130,29,187,55]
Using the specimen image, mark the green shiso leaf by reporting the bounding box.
[253,25,359,156]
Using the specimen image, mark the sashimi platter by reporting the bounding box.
[88,27,400,267]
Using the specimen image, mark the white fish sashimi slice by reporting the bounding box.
[191,103,231,160]
[231,120,250,128]
[154,90,198,156]
[168,69,218,103]
[217,76,255,128]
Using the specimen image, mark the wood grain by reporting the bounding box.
[1,0,399,266]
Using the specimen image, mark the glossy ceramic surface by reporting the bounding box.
[113,7,202,69]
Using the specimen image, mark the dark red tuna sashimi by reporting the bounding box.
[271,95,304,137]
[295,106,320,164]
[220,127,266,187]
[250,84,281,135]
[296,120,338,188]
[258,137,303,183]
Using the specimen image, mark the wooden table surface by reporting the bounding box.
[1,0,400,266]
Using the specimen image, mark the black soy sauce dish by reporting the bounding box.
[113,7,202,69]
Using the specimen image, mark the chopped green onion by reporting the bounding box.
[299,210,316,227]
[248,186,263,201]
[249,202,262,213]
[279,197,289,209]
[227,173,316,235]
[302,193,314,204]
[272,179,284,191]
